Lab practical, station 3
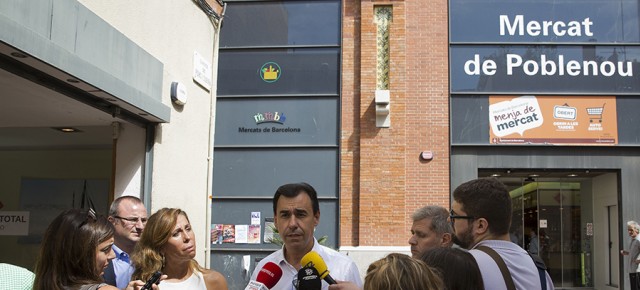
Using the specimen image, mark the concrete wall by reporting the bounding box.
[593,173,620,290]
[77,0,218,264]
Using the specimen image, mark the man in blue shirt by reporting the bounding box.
[103,196,148,289]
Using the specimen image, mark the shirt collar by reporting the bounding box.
[277,237,320,267]
[112,244,130,263]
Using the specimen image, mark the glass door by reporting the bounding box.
[484,171,596,289]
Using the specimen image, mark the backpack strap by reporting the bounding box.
[476,246,517,290]
[529,254,548,290]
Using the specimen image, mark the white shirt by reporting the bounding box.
[470,240,554,290]
[251,238,363,290]
[159,271,206,290]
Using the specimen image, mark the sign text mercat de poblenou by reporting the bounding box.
[464,15,633,77]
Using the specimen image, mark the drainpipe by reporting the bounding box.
[196,0,226,268]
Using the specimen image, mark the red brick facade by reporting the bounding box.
[340,0,450,246]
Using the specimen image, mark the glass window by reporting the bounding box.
[214,97,338,146]
[220,0,341,47]
[217,48,340,96]
[212,149,338,197]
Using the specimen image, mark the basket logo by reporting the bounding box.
[260,62,281,83]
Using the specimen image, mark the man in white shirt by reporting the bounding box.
[251,182,362,290]
[451,178,554,290]
[103,196,148,289]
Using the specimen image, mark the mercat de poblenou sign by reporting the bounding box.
[238,112,302,133]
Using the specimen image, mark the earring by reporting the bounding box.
[161,253,166,269]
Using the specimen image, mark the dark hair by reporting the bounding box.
[453,178,512,235]
[272,182,320,215]
[420,247,485,290]
[33,209,114,290]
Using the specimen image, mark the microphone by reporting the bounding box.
[297,265,321,290]
[300,251,337,285]
[245,262,283,290]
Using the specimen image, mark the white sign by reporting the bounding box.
[539,219,547,228]
[554,105,577,120]
[489,95,544,137]
[251,212,261,225]
[193,51,212,91]
[0,211,29,236]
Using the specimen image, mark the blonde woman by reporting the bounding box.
[364,253,443,290]
[131,208,227,290]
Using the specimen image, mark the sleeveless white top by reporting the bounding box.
[159,271,206,290]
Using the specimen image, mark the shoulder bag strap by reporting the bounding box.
[476,245,517,290]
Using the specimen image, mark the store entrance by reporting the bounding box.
[479,170,619,289]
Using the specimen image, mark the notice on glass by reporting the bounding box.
[235,225,248,244]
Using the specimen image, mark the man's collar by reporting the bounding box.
[281,237,319,267]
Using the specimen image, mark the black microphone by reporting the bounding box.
[297,265,322,290]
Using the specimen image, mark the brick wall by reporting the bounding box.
[340,0,450,247]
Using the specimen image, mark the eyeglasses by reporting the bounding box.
[449,209,476,226]
[113,216,147,225]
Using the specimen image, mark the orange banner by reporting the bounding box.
[489,96,617,145]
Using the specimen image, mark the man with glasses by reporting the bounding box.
[450,178,554,290]
[104,196,148,289]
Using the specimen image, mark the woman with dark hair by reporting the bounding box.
[33,209,157,290]
[131,208,227,290]
[420,247,485,290]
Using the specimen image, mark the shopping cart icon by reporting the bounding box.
[586,103,606,123]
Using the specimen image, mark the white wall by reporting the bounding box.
[114,122,145,198]
[78,0,218,264]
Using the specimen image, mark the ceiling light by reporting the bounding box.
[52,127,82,133]
[529,174,539,177]
[567,173,578,177]
[491,174,501,177]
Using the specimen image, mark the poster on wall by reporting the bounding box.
[18,178,110,243]
[489,95,617,145]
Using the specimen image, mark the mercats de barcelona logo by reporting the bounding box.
[254,112,286,124]
[238,111,301,133]
[260,62,281,83]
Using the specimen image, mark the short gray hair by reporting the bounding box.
[628,221,640,231]
[108,196,143,216]
[412,206,453,236]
